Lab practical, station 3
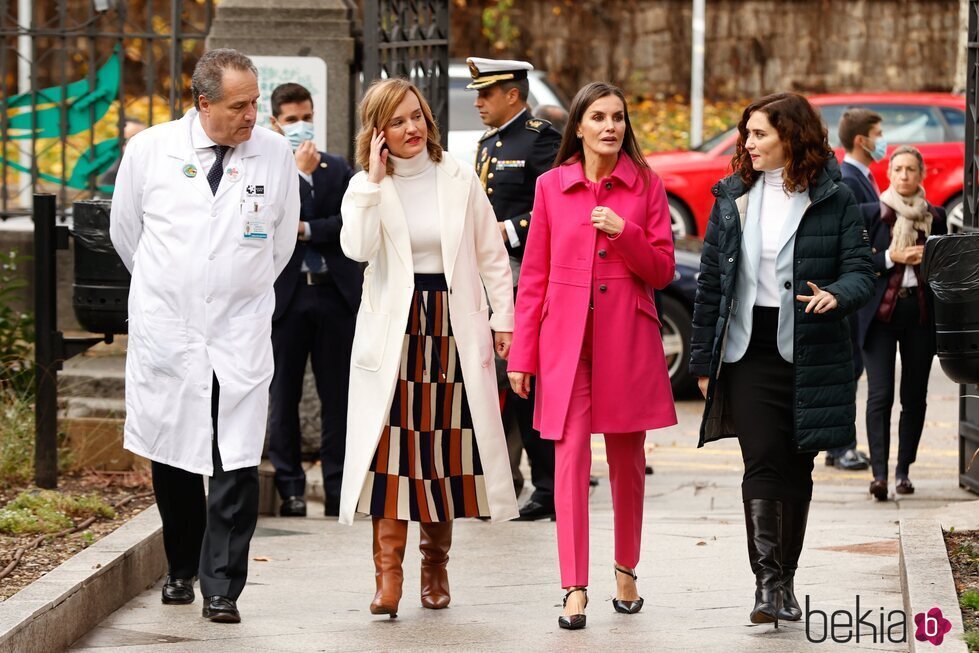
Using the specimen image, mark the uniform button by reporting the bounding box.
[724,214,732,220]
[496,141,503,147]
[205,338,212,345]
[208,254,216,261]
[783,281,791,290]
[599,284,607,293]
[598,249,607,258]
[488,188,494,195]
[605,181,612,190]
[206,296,213,303]
[488,172,494,179]
[728,257,734,263]
[871,247,878,254]
[491,157,498,163]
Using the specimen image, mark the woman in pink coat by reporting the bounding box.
[507,82,677,630]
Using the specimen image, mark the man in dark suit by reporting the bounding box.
[467,57,562,520]
[826,107,884,471]
[267,83,361,517]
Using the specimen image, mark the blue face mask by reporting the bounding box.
[864,136,888,162]
[281,121,315,150]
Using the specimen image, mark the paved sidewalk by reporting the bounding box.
[70,361,973,652]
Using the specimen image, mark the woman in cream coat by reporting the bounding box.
[338,78,518,619]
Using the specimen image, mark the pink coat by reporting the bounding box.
[508,155,678,440]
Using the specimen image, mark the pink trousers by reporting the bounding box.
[553,326,647,588]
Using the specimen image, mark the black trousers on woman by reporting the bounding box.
[726,307,817,502]
[151,374,260,600]
[863,292,933,481]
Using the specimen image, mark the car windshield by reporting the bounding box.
[692,127,736,152]
[817,103,946,146]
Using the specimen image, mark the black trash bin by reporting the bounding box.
[71,199,130,334]
[923,232,979,384]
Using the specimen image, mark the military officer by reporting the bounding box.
[467,56,561,521]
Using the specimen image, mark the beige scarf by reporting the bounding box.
[881,185,932,254]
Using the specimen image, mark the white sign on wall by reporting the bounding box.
[249,55,328,152]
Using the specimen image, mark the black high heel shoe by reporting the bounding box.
[558,587,588,630]
[612,565,644,614]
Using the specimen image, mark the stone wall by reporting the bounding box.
[451,0,962,99]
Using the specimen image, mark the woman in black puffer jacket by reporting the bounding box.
[689,93,874,628]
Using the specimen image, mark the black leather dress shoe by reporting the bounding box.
[161,576,195,605]
[515,499,556,521]
[870,479,888,501]
[279,496,307,517]
[833,449,869,471]
[202,596,241,623]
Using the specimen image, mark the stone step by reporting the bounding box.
[62,396,126,419]
[59,353,126,399]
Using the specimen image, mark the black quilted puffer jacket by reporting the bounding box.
[689,157,875,452]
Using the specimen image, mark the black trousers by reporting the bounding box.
[268,275,355,505]
[863,293,933,481]
[504,378,554,505]
[726,307,817,503]
[151,374,260,600]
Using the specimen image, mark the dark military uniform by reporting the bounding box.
[475,108,560,519]
[476,109,561,260]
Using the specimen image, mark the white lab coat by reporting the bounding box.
[109,109,300,475]
[337,152,518,525]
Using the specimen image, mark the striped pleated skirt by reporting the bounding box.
[356,273,490,522]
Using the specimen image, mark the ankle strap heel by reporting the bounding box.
[558,587,588,630]
[613,566,644,615]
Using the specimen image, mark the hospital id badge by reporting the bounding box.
[243,219,269,240]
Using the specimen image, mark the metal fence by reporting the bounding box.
[0,0,213,220]
[361,0,449,146]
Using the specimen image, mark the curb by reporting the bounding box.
[899,518,970,652]
[0,506,165,653]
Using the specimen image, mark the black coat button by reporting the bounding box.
[605,181,612,190]
[598,249,607,258]
[783,281,791,289]
[599,284,607,293]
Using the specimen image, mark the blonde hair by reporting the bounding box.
[889,144,926,178]
[355,78,443,176]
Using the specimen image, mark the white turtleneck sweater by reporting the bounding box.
[756,168,805,307]
[388,151,444,273]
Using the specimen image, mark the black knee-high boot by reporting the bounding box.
[777,500,810,621]
[744,499,782,626]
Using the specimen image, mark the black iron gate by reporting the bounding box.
[361,0,450,146]
[959,0,979,493]
[0,0,213,220]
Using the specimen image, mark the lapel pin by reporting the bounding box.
[182,164,197,178]
[225,166,241,182]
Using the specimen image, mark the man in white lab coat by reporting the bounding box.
[109,48,299,623]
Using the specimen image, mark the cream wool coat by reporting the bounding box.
[338,152,518,525]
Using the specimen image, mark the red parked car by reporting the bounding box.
[648,93,966,238]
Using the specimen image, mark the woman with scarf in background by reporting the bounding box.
[858,144,947,502]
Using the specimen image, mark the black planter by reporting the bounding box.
[71,199,130,334]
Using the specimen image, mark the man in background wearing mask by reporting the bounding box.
[267,82,361,517]
[824,107,885,472]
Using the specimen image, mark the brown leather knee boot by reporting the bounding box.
[419,520,452,609]
[370,517,408,617]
